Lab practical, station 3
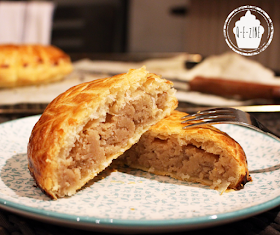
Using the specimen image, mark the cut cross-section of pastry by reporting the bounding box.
[27,66,178,199]
[120,110,252,193]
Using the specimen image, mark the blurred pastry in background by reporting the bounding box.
[0,44,73,88]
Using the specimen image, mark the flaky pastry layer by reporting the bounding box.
[27,67,178,199]
[119,110,251,193]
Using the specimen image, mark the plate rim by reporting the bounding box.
[0,192,279,232]
[1,115,280,233]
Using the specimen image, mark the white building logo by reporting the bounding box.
[224,6,273,56]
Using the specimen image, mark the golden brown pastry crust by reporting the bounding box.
[0,44,73,87]
[27,67,178,199]
[121,110,251,192]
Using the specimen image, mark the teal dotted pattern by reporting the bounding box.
[0,115,280,230]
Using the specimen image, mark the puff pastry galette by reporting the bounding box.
[0,44,72,87]
[27,67,178,199]
[120,110,251,193]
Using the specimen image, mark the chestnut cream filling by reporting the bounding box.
[55,87,172,197]
[122,135,240,192]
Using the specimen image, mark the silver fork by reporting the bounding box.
[181,107,280,142]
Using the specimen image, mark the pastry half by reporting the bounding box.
[27,67,178,199]
[120,110,251,192]
[0,44,73,87]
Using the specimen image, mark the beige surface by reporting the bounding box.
[0,52,278,106]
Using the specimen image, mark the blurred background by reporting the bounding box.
[0,0,280,115]
[0,0,279,71]
[52,0,278,72]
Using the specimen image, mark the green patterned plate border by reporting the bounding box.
[0,115,280,233]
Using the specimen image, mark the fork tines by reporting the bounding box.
[181,108,236,129]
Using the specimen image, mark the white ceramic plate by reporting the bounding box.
[1,115,280,233]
